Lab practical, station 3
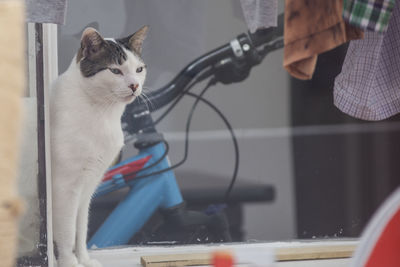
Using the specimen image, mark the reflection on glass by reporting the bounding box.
[52,0,400,250]
[17,24,40,260]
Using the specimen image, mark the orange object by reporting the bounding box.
[283,0,364,80]
[212,251,234,267]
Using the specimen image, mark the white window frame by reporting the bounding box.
[24,22,57,267]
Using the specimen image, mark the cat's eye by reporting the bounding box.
[109,68,123,75]
[136,66,144,73]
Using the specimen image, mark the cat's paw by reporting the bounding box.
[81,258,102,267]
[56,258,84,267]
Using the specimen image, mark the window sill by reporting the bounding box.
[89,239,357,267]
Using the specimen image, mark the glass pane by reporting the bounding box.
[54,0,400,252]
[17,24,41,260]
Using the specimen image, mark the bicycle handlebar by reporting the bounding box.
[125,14,284,115]
[145,43,234,112]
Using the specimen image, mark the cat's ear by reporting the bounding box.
[79,27,105,59]
[125,25,149,55]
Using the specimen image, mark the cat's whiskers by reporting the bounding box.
[142,86,155,109]
[140,92,154,110]
[137,94,150,111]
[143,86,152,93]
[112,89,136,99]
[142,86,151,93]
[102,91,131,104]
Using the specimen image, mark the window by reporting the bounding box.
[19,1,400,266]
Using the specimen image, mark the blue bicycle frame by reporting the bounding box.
[88,141,183,248]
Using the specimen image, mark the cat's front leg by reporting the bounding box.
[56,256,85,267]
[76,190,102,267]
[53,185,83,267]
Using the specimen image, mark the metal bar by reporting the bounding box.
[35,22,49,267]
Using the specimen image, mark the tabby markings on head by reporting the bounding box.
[76,26,148,78]
[77,40,127,77]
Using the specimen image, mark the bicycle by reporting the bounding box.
[87,14,284,249]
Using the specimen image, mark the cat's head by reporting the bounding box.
[76,26,148,104]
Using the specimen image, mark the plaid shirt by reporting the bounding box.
[343,0,396,32]
[334,0,400,121]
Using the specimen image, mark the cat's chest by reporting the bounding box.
[77,119,123,177]
[84,118,124,154]
[53,90,126,169]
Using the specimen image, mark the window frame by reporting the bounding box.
[18,23,57,267]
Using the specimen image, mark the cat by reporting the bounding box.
[50,25,148,267]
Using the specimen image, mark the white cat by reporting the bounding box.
[50,26,148,267]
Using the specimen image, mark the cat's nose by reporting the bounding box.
[129,84,139,92]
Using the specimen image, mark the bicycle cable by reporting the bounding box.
[120,78,214,179]
[154,66,214,125]
[184,92,239,201]
[153,79,197,125]
[124,77,240,201]
[121,78,201,178]
[130,77,217,180]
